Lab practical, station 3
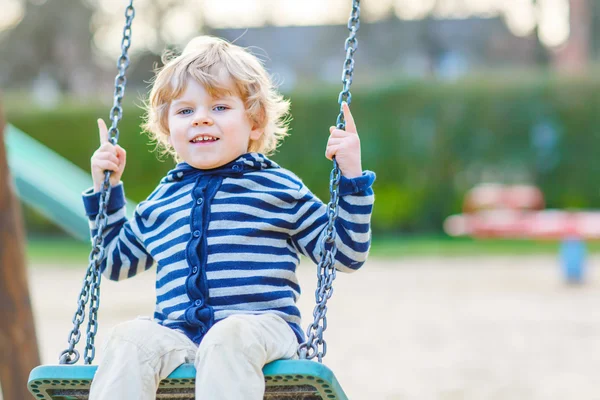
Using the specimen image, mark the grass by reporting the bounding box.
[24,235,600,265]
[370,235,563,257]
[26,237,91,264]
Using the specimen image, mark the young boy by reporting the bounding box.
[84,36,375,399]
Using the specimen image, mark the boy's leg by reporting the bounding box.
[194,313,298,400]
[90,317,197,400]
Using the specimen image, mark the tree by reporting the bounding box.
[0,94,41,400]
[0,0,98,94]
[553,0,591,72]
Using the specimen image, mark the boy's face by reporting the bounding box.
[167,77,262,170]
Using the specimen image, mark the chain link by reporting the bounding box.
[59,0,135,365]
[298,0,360,363]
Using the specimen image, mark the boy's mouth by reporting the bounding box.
[190,134,219,143]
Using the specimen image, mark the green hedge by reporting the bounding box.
[8,75,600,235]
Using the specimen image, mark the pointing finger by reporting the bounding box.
[98,119,109,144]
[342,102,357,134]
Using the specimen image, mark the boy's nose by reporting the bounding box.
[192,116,213,126]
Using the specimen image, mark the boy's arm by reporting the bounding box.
[82,183,154,281]
[290,171,375,273]
[291,101,374,272]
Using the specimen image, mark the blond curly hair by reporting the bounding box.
[142,36,290,159]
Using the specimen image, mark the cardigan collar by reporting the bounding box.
[165,152,280,182]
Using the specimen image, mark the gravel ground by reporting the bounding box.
[17,255,600,399]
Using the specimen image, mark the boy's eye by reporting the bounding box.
[178,108,193,115]
[213,105,228,112]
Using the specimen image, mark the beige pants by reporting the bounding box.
[89,313,299,400]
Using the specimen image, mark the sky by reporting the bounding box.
[0,0,571,57]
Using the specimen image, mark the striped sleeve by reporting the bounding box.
[82,183,154,281]
[290,170,375,273]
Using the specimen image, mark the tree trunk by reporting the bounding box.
[0,98,41,399]
[554,0,591,72]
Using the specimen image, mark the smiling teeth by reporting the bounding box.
[192,136,217,142]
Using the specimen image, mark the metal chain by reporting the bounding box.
[298,0,360,363]
[59,1,135,365]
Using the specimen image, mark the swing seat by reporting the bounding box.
[28,359,348,399]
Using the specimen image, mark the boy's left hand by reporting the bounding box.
[325,102,362,178]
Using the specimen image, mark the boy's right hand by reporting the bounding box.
[91,119,127,193]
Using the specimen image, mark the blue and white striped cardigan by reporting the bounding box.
[83,153,375,344]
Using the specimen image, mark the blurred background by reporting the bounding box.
[3,0,600,399]
[3,0,600,241]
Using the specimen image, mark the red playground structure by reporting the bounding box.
[444,184,600,283]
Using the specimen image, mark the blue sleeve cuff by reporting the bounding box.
[82,183,126,217]
[339,170,376,196]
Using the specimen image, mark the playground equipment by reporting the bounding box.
[28,1,362,399]
[5,124,137,241]
[444,183,600,283]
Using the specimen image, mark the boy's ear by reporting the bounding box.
[249,126,263,141]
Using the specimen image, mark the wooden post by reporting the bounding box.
[0,97,41,398]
